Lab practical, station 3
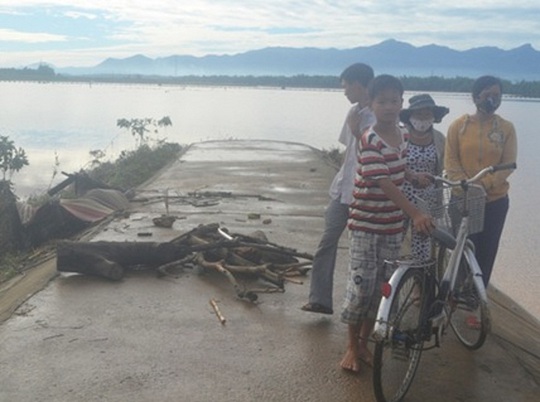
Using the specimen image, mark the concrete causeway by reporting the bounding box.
[0,140,538,401]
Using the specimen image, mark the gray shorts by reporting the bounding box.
[341,230,402,325]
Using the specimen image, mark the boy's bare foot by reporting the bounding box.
[340,348,360,373]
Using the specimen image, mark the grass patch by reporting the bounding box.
[89,142,182,190]
[0,253,23,283]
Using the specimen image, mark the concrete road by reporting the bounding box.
[0,140,538,402]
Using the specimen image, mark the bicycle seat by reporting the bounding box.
[432,226,457,249]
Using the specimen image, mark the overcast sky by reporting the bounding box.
[1,0,539,68]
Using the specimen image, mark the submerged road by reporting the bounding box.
[0,140,538,402]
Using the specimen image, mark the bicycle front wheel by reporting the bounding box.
[449,256,490,349]
[373,268,426,402]
[436,244,450,282]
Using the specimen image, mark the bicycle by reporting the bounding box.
[371,162,516,402]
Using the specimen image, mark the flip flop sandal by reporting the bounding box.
[300,302,333,315]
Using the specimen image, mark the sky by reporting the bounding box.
[1,0,539,68]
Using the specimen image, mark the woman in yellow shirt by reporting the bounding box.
[445,75,517,288]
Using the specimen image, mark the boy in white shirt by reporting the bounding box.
[302,63,375,315]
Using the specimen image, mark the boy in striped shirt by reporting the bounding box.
[340,75,434,373]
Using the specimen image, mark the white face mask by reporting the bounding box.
[409,117,434,134]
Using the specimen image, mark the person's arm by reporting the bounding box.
[444,119,468,181]
[479,123,518,191]
[433,129,446,176]
[347,105,362,139]
[378,177,433,234]
[405,168,432,188]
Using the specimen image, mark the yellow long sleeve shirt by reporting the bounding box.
[445,114,517,202]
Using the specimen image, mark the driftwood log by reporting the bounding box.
[56,223,313,301]
[57,241,190,280]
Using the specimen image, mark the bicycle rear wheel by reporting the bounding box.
[449,255,490,349]
[373,268,426,402]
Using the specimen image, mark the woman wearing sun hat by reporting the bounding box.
[400,93,450,262]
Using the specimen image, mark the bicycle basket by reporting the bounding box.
[415,185,486,235]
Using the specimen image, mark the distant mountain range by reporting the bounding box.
[56,39,540,81]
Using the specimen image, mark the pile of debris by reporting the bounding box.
[57,223,313,302]
[0,171,130,256]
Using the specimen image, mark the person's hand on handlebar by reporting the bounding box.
[411,172,434,189]
[412,211,435,235]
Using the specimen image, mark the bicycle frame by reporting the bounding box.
[373,199,489,343]
[430,215,488,330]
[372,163,514,402]
[373,162,515,341]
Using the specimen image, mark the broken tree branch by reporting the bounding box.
[56,223,312,302]
[209,299,226,325]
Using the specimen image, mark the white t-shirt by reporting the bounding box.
[329,105,375,205]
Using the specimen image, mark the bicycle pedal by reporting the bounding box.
[391,345,410,361]
[429,326,441,344]
[437,324,448,341]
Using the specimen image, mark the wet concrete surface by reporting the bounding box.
[0,140,538,402]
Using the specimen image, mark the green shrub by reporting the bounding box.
[90,142,182,190]
[0,253,22,283]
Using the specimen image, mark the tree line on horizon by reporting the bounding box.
[1,65,539,98]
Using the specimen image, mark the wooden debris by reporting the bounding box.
[283,277,303,285]
[56,223,313,302]
[209,299,226,325]
[152,215,176,228]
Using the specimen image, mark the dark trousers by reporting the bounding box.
[469,196,509,288]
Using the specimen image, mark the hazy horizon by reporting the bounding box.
[1,1,539,68]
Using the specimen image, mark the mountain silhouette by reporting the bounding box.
[58,39,540,81]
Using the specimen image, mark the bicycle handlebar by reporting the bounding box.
[492,162,517,172]
[435,162,517,188]
[427,162,516,248]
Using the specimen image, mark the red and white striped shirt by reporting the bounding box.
[348,125,409,234]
